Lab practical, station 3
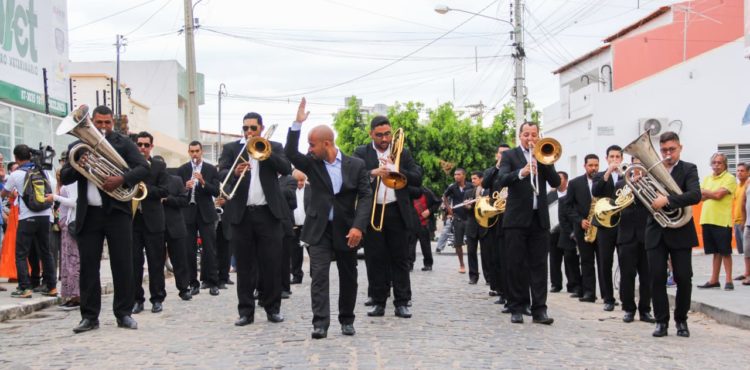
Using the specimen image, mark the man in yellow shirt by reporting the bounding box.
[698,153,737,290]
[733,163,748,282]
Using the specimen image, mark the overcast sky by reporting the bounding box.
[67,0,680,134]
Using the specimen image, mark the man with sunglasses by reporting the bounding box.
[178,141,221,297]
[218,112,291,326]
[131,132,170,314]
[353,116,422,319]
[61,105,149,333]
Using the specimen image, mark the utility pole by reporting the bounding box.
[183,0,200,140]
[114,34,127,132]
[218,83,227,151]
[511,0,526,131]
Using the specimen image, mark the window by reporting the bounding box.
[717,144,750,173]
[0,105,11,159]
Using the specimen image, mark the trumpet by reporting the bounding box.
[370,128,407,231]
[528,137,562,195]
[219,124,278,200]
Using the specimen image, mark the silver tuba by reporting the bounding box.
[57,105,147,202]
[621,130,692,228]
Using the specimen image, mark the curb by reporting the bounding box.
[667,292,750,331]
[0,281,115,323]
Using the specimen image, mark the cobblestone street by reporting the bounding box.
[1,250,748,369]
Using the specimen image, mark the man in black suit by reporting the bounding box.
[215,196,233,289]
[547,174,563,292]
[131,132,169,314]
[278,173,298,298]
[483,144,512,306]
[218,112,291,326]
[163,170,192,301]
[61,105,149,333]
[550,171,582,297]
[565,154,600,304]
[290,169,310,284]
[464,171,489,285]
[353,115,422,319]
[613,158,655,324]
[497,122,559,325]
[285,98,372,338]
[646,131,701,338]
[178,142,221,296]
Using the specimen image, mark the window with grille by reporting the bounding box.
[717,144,750,173]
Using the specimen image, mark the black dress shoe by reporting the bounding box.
[281,291,291,299]
[523,307,532,316]
[569,291,582,298]
[652,323,668,337]
[225,279,235,285]
[267,312,284,323]
[132,302,144,314]
[151,302,163,313]
[579,294,596,303]
[421,266,432,271]
[190,286,200,296]
[550,286,562,293]
[501,307,511,314]
[218,282,227,290]
[200,281,209,289]
[494,297,506,305]
[468,279,478,285]
[341,324,356,336]
[364,297,375,306]
[179,291,192,301]
[532,312,554,325]
[603,303,615,312]
[367,305,385,317]
[488,290,498,297]
[209,287,220,296]
[511,313,524,324]
[312,327,328,339]
[116,315,138,330]
[73,318,99,334]
[235,315,254,326]
[639,312,656,323]
[675,321,690,337]
[623,311,635,323]
[395,306,412,318]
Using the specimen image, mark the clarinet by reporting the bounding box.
[189,158,198,205]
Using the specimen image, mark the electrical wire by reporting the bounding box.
[124,0,176,36]
[70,0,158,31]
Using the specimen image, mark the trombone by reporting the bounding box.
[528,137,562,195]
[219,124,278,200]
[370,128,407,231]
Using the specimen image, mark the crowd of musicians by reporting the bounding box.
[5,96,747,340]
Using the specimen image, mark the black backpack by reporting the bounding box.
[21,167,53,212]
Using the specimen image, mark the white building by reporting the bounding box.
[543,0,749,178]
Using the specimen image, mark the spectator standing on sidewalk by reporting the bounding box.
[697,153,737,291]
[732,163,748,281]
[54,152,79,308]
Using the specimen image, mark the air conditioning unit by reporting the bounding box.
[638,118,668,136]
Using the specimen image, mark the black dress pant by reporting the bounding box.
[648,244,691,324]
[619,239,651,314]
[132,214,166,304]
[563,247,582,293]
[216,221,232,284]
[281,230,294,293]
[504,211,549,315]
[185,219,218,288]
[78,207,134,320]
[480,233,494,287]
[491,228,507,297]
[165,235,191,294]
[575,230,599,298]
[15,216,54,290]
[365,204,411,307]
[549,230,563,290]
[466,235,480,282]
[290,227,304,282]
[309,223,358,329]
[233,205,283,316]
[596,227,618,304]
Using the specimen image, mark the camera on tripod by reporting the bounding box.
[29,143,56,171]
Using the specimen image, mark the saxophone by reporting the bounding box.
[583,197,599,243]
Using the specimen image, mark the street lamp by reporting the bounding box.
[433,5,514,26]
[218,83,227,151]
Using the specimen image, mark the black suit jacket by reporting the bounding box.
[497,146,560,229]
[279,174,298,237]
[614,179,647,245]
[482,165,507,237]
[644,160,701,250]
[163,174,188,239]
[352,142,422,231]
[565,174,594,238]
[285,128,372,251]
[465,187,489,239]
[60,132,149,235]
[136,158,169,233]
[218,139,292,224]
[178,161,220,224]
[556,193,577,250]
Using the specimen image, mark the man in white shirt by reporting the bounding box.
[290,169,309,284]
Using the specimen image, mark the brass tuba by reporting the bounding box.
[57,105,147,202]
[593,185,635,228]
[622,130,693,228]
[370,128,407,231]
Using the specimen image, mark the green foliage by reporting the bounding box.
[331,97,541,196]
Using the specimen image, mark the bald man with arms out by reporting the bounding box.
[285,98,372,339]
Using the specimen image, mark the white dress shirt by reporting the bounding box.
[239,138,268,206]
[374,143,397,205]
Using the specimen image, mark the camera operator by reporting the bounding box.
[0,144,56,298]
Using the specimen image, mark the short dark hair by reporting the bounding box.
[13,144,31,161]
[659,131,680,144]
[92,105,113,117]
[519,121,539,132]
[584,153,599,164]
[136,131,154,144]
[370,115,390,130]
[557,171,568,180]
[737,162,749,171]
[188,140,202,149]
[605,145,622,157]
[471,170,483,178]
[454,167,466,175]
[7,161,16,172]
[243,112,263,126]
[498,144,511,149]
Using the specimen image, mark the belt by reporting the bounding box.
[246,204,269,212]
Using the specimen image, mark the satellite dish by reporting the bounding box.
[642,118,662,135]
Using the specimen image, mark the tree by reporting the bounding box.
[333,96,370,155]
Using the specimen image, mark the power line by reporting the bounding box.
[70,0,158,31]
[125,0,175,36]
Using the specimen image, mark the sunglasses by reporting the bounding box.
[242,125,260,132]
[137,142,152,148]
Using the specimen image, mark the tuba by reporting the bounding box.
[57,105,147,202]
[593,185,635,228]
[370,128,407,231]
[474,189,507,228]
[622,130,692,228]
